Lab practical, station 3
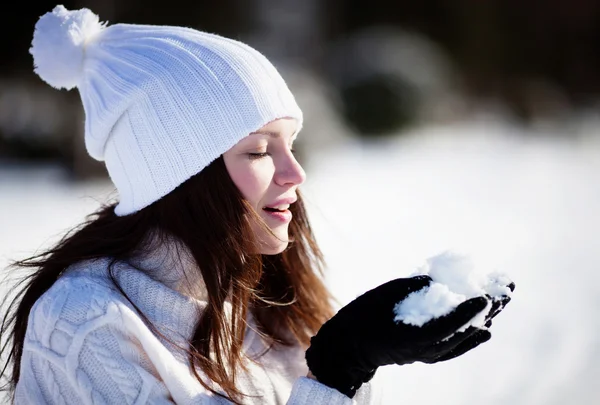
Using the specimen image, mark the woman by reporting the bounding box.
[0,6,512,404]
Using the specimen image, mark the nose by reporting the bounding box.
[274,150,306,187]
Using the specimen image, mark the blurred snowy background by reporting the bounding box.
[2,1,600,404]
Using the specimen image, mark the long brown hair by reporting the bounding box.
[0,156,334,404]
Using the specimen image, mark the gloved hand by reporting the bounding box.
[305,275,514,398]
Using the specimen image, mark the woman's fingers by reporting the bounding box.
[432,329,492,362]
[419,297,489,344]
[486,295,511,322]
[419,326,481,362]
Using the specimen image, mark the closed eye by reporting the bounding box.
[248,152,269,160]
[248,148,296,160]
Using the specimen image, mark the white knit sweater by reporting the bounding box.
[14,248,381,404]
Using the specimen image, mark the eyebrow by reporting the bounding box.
[250,131,281,138]
[249,130,297,140]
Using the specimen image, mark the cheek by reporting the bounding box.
[228,162,272,206]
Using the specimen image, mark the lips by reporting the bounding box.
[262,208,292,223]
[262,197,296,212]
[262,197,296,223]
[263,205,289,212]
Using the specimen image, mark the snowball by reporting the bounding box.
[30,5,106,90]
[394,251,513,331]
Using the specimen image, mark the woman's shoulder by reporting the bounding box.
[26,258,203,348]
[27,259,136,337]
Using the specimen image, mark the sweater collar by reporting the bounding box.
[128,234,209,301]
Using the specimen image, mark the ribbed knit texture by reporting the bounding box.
[31,7,303,216]
[14,248,380,404]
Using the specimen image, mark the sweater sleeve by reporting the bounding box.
[14,278,213,404]
[287,377,381,405]
[288,377,352,405]
[15,346,174,405]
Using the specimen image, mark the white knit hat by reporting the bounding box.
[30,5,303,216]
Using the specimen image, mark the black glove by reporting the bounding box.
[432,280,515,363]
[306,275,514,398]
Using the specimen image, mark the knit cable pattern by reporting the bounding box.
[14,258,379,404]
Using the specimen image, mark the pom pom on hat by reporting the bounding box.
[30,5,106,90]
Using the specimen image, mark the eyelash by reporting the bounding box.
[248,149,296,160]
[248,152,268,160]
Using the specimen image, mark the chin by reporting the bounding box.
[260,242,288,255]
[259,229,290,255]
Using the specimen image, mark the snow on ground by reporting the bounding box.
[1,119,599,404]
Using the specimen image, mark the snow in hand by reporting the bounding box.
[393,251,513,330]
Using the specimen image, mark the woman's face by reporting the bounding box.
[223,118,305,255]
